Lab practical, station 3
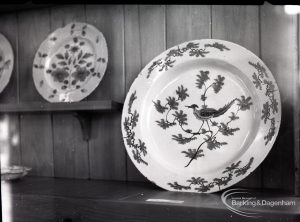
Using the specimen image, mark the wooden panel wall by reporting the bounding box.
[0,4,298,193]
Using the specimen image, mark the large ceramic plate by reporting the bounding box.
[122,39,281,193]
[33,22,108,102]
[0,33,14,94]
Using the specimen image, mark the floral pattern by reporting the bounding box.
[147,42,230,78]
[123,91,148,165]
[249,61,279,145]
[153,71,253,167]
[168,157,254,192]
[33,23,107,101]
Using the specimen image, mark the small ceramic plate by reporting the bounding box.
[122,39,281,193]
[33,22,108,102]
[1,165,31,181]
[0,33,14,94]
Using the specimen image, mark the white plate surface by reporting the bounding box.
[122,39,281,193]
[33,22,108,102]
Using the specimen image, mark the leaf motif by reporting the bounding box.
[168,182,191,191]
[176,85,189,101]
[182,149,204,160]
[56,53,64,60]
[166,96,179,110]
[153,100,168,114]
[212,75,225,93]
[172,110,188,125]
[196,70,209,89]
[58,61,67,66]
[218,123,240,136]
[82,52,93,59]
[205,136,227,150]
[172,134,197,144]
[156,119,176,129]
[228,112,239,121]
[78,60,86,64]
[252,73,262,90]
[237,96,253,111]
[64,51,69,60]
[77,50,83,60]
[261,102,270,124]
[86,62,92,67]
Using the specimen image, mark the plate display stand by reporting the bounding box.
[0,100,122,141]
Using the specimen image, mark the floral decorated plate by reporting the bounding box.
[0,33,14,94]
[122,39,281,193]
[33,22,108,102]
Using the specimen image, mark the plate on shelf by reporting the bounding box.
[33,22,108,102]
[0,33,14,94]
[121,39,281,193]
[1,165,31,181]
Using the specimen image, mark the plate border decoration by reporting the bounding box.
[121,39,281,193]
[0,33,14,94]
[32,22,108,102]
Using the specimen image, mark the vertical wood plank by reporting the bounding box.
[124,5,166,182]
[261,4,297,192]
[212,5,261,188]
[124,5,144,182]
[0,13,21,165]
[166,5,211,47]
[296,14,300,196]
[86,5,126,181]
[18,9,54,176]
[50,5,89,179]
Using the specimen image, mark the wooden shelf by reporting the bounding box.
[0,100,123,141]
[0,100,122,113]
[3,177,300,222]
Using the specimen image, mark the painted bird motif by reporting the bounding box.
[185,99,236,121]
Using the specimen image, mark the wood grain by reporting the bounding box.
[8,177,300,222]
[49,5,89,179]
[124,5,166,182]
[260,4,298,192]
[166,5,211,46]
[296,14,300,196]
[212,5,261,188]
[18,9,54,176]
[86,5,126,181]
[0,13,21,165]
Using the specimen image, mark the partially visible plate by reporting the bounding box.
[33,22,108,102]
[1,165,31,181]
[122,39,281,193]
[0,33,14,94]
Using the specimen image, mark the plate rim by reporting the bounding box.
[0,33,14,94]
[121,38,282,193]
[32,22,108,102]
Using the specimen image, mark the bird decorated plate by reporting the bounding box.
[122,39,281,193]
[0,33,14,94]
[33,22,108,102]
